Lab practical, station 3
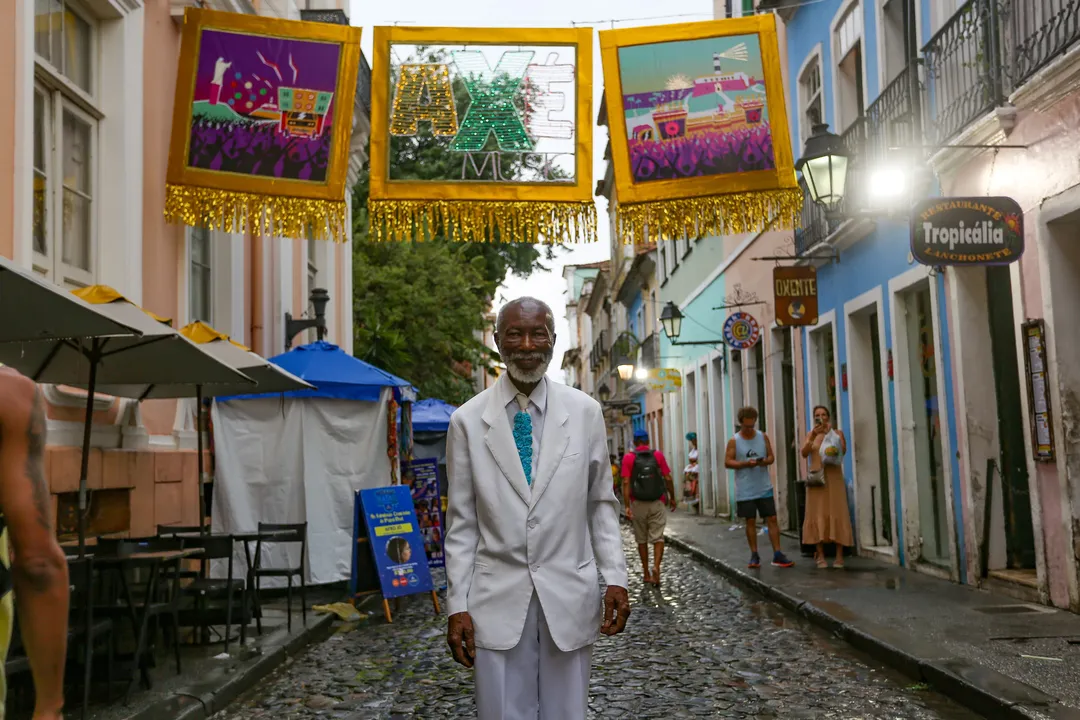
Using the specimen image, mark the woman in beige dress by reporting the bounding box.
[801,405,854,568]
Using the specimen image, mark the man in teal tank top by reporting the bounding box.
[724,406,795,569]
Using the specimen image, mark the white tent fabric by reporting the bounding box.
[211,391,392,585]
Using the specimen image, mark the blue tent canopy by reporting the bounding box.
[221,341,417,403]
[403,398,457,433]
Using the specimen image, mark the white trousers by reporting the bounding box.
[474,592,592,720]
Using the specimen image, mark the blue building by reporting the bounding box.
[764,0,967,582]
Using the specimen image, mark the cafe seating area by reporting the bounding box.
[5,523,310,718]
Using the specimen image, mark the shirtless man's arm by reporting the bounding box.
[0,370,68,718]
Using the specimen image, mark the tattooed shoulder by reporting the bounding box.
[24,384,50,530]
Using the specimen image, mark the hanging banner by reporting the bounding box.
[166,9,361,242]
[368,26,596,244]
[408,458,445,568]
[774,266,818,326]
[723,312,761,349]
[599,15,801,243]
[911,197,1024,266]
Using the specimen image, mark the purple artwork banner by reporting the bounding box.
[616,33,776,184]
[187,28,342,183]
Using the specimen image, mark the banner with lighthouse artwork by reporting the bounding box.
[600,15,800,243]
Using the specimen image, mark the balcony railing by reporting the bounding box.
[589,330,608,371]
[863,66,920,165]
[794,178,842,255]
[1002,0,1080,91]
[921,0,1003,146]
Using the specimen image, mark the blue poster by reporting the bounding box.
[359,485,434,600]
[409,458,445,568]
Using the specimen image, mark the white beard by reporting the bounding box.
[504,354,552,385]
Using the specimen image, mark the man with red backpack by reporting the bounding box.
[621,431,675,586]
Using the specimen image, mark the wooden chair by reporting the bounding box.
[251,522,307,633]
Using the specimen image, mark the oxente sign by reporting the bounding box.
[911,196,1024,266]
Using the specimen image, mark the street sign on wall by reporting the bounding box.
[645,368,682,393]
[773,266,819,326]
[910,196,1024,266]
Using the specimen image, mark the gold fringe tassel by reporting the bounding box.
[367,199,598,244]
[165,184,348,242]
[617,189,805,244]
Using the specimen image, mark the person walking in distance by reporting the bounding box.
[621,431,676,586]
[725,406,795,569]
[444,297,629,720]
[0,369,70,719]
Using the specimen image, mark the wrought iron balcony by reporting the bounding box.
[589,330,608,371]
[921,0,1003,145]
[794,178,838,255]
[1002,0,1080,91]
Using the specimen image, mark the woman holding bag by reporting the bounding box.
[801,405,854,568]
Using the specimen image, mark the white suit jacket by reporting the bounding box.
[444,374,628,652]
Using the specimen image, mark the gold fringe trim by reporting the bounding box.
[617,189,804,244]
[367,199,597,244]
[165,184,348,242]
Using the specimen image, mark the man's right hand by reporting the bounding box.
[447,612,476,668]
[625,505,634,520]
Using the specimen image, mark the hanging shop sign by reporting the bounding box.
[1021,319,1055,462]
[367,26,596,244]
[910,197,1024,266]
[645,368,683,393]
[622,403,643,416]
[598,15,801,244]
[773,266,818,326]
[723,312,761,349]
[167,9,362,242]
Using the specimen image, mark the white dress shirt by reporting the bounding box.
[500,375,547,481]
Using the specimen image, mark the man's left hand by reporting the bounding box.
[601,586,630,636]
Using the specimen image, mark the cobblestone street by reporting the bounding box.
[215,527,980,719]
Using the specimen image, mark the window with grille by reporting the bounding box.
[799,57,824,143]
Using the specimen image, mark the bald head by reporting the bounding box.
[495,297,556,387]
[496,297,555,336]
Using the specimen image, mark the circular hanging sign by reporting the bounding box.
[723,312,761,349]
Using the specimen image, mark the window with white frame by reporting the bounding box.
[33,0,98,287]
[798,56,823,144]
[657,237,668,282]
[834,2,865,132]
[189,227,213,324]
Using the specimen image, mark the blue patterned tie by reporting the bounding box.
[513,393,533,486]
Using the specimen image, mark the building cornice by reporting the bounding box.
[86,0,144,18]
[170,0,256,23]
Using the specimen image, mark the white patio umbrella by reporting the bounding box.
[0,287,256,555]
[94,321,315,527]
[0,255,142,342]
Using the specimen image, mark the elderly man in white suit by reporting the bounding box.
[444,297,630,720]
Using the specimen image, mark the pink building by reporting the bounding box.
[2,0,365,540]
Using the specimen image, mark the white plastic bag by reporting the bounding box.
[820,429,843,466]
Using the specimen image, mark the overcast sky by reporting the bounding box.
[350,0,714,382]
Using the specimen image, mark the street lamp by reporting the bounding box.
[659,301,727,348]
[597,383,611,402]
[796,123,850,213]
[659,302,683,341]
[635,367,649,381]
[617,361,635,381]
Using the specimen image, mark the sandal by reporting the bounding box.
[815,554,828,569]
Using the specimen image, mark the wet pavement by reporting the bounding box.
[213,527,979,719]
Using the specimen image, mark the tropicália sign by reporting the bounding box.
[910,197,1024,266]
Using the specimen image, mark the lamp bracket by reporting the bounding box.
[752,247,840,265]
[712,301,767,311]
